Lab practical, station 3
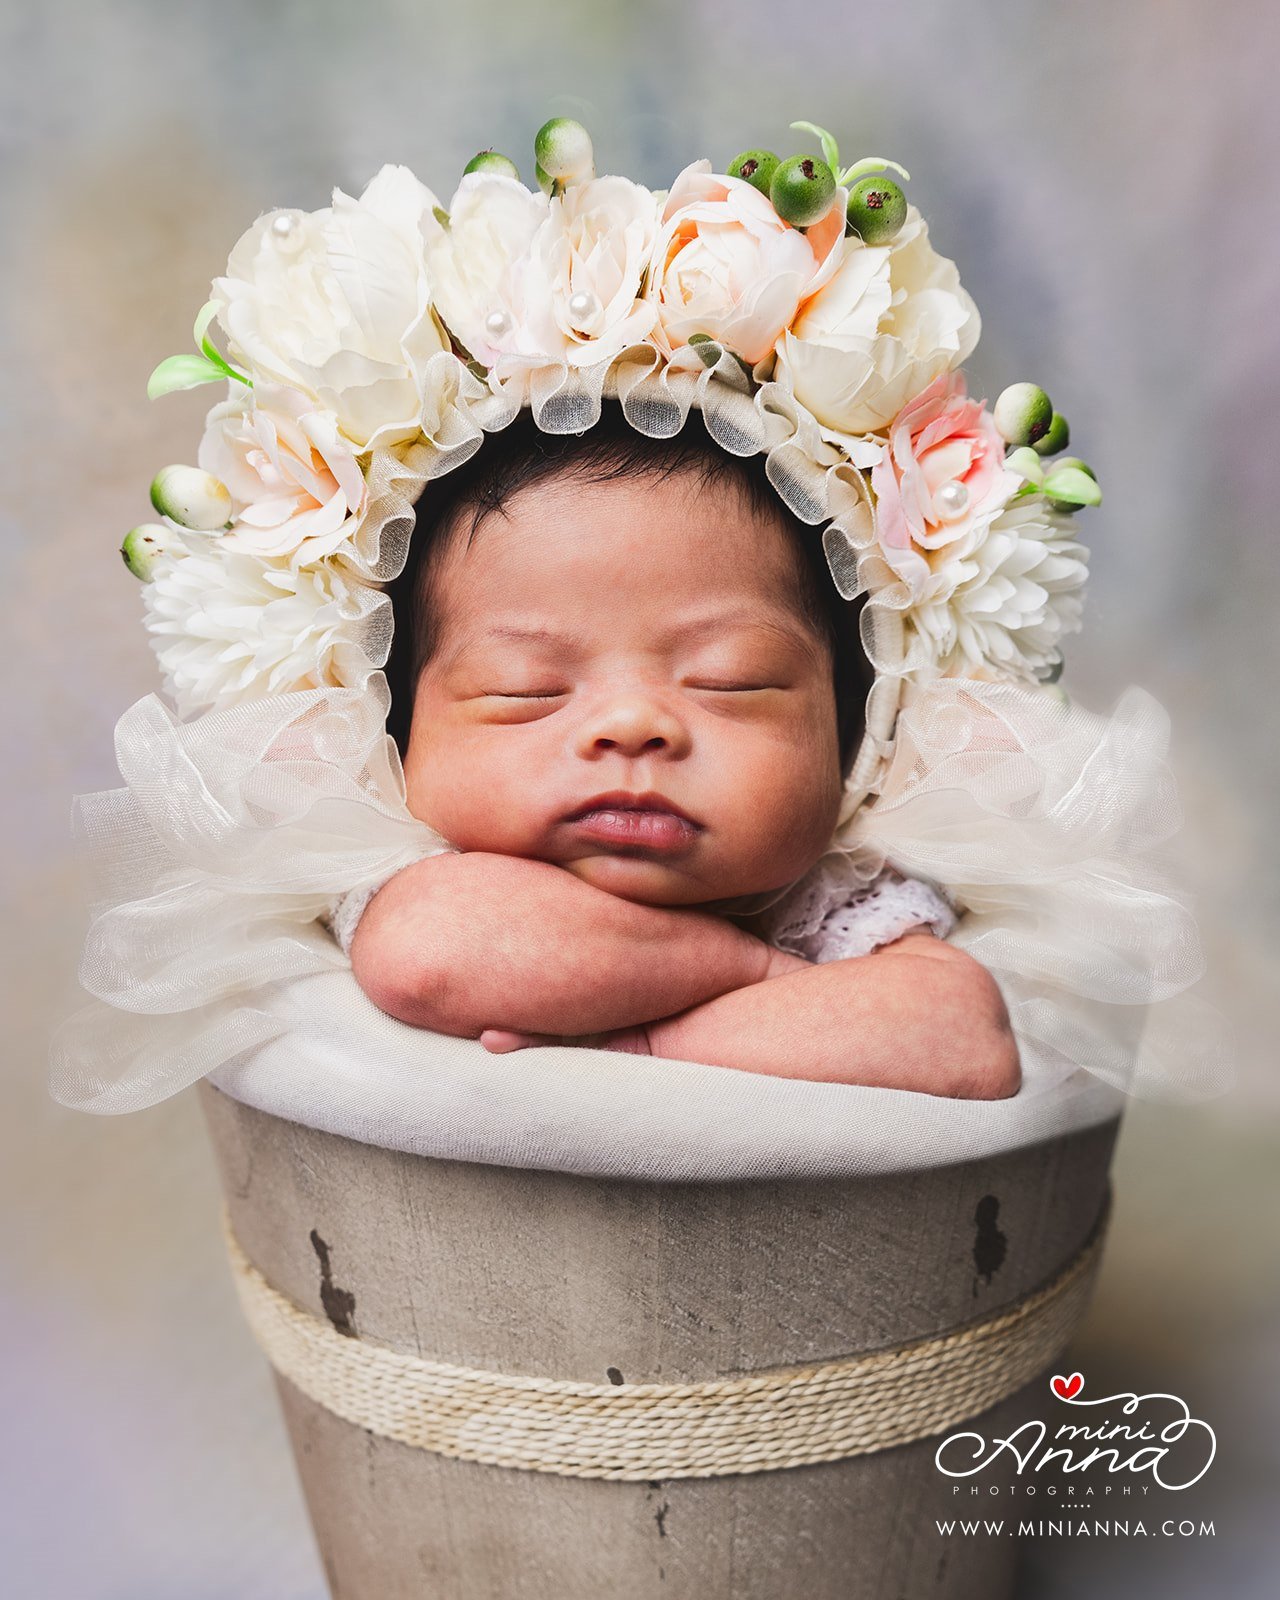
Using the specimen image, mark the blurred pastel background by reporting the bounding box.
[3,0,1276,1594]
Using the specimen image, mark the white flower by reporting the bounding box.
[197,383,367,568]
[142,545,385,716]
[775,205,981,442]
[527,176,660,365]
[426,173,658,378]
[211,165,449,451]
[644,161,845,367]
[423,172,549,367]
[905,494,1089,681]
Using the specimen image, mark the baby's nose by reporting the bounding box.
[574,691,692,760]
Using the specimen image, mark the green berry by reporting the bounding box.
[1032,411,1070,456]
[534,118,593,182]
[120,523,180,582]
[845,177,907,244]
[728,149,779,196]
[993,383,1054,447]
[769,154,837,228]
[463,150,520,181]
[149,465,232,530]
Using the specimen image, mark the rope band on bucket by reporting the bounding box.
[223,1196,1109,1481]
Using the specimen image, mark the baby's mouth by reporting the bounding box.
[562,792,703,855]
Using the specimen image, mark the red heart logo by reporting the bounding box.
[1051,1372,1084,1400]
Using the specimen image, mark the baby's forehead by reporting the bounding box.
[438,469,817,596]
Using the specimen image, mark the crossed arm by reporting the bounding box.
[349,851,1021,1099]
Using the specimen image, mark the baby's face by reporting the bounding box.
[402,470,844,906]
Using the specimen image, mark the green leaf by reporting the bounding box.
[200,339,251,386]
[838,155,912,187]
[146,353,227,400]
[790,121,840,175]
[191,298,251,386]
[193,300,219,349]
[1005,446,1045,484]
[1042,466,1102,507]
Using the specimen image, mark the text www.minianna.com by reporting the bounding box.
[936,1519,1216,1538]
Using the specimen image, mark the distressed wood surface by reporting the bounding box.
[200,1082,1119,1600]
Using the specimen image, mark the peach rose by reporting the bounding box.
[870,370,1022,596]
[644,161,845,366]
[199,383,366,568]
[776,206,981,441]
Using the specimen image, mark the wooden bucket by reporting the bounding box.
[199,1080,1118,1600]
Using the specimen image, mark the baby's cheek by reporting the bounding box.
[736,726,842,859]
[405,735,534,853]
[403,732,496,844]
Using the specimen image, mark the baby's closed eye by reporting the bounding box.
[482,687,570,699]
[681,676,787,693]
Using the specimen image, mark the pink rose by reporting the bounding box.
[645,161,845,366]
[870,370,1022,592]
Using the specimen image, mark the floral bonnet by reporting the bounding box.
[128,118,1099,821]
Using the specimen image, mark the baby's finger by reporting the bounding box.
[480,1028,541,1053]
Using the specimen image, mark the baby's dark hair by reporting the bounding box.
[382,403,873,776]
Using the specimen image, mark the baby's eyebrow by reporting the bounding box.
[484,624,586,648]
[448,611,818,661]
[438,623,587,671]
[668,607,828,660]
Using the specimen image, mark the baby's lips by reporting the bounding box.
[560,787,700,851]
[564,788,700,826]
[566,806,702,854]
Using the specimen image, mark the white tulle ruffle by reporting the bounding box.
[834,678,1227,1099]
[49,674,446,1113]
[48,661,1225,1115]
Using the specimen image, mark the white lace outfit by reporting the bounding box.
[320,853,957,963]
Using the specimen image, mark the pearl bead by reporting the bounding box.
[567,289,600,326]
[270,212,304,253]
[484,308,512,340]
[934,479,970,522]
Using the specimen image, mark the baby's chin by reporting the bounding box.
[559,852,785,908]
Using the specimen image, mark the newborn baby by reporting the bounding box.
[334,408,1020,1099]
